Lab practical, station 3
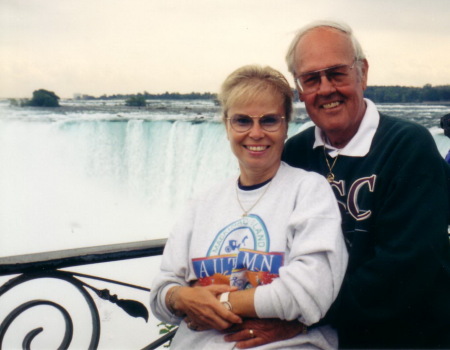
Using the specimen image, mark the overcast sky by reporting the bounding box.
[1,0,449,98]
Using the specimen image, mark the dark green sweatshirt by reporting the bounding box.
[282,114,450,349]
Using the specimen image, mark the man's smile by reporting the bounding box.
[321,101,341,109]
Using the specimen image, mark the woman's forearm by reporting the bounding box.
[165,284,242,330]
[225,288,257,318]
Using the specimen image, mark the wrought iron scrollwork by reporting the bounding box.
[1,299,73,350]
[0,269,150,349]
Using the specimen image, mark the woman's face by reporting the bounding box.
[226,88,287,185]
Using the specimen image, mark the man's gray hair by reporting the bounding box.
[285,20,366,76]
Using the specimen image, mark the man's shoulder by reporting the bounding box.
[285,125,315,147]
[377,114,434,145]
[282,126,316,167]
[379,113,428,134]
[375,114,443,167]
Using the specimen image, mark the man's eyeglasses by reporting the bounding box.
[226,114,285,133]
[295,59,358,95]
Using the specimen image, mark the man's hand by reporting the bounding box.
[223,318,305,349]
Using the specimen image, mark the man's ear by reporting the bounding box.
[294,82,305,102]
[360,59,369,90]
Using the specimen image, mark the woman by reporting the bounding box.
[150,65,348,349]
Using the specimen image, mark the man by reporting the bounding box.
[225,20,450,349]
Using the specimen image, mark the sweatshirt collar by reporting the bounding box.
[313,98,379,157]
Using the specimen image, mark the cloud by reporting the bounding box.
[1,0,449,98]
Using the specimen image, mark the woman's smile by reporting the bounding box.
[244,145,270,152]
[226,88,287,186]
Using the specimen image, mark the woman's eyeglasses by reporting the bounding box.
[295,59,357,95]
[227,114,285,133]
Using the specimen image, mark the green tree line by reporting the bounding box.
[88,91,216,101]
[364,85,450,103]
[11,85,450,108]
[85,85,450,103]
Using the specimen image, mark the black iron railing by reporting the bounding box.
[0,239,178,349]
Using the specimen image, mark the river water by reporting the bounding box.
[0,99,449,348]
[1,99,449,256]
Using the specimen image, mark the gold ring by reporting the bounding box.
[249,329,255,338]
[187,321,198,331]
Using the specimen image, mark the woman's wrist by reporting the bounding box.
[167,286,185,317]
[219,289,257,317]
[218,291,233,311]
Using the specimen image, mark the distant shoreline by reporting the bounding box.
[3,84,450,104]
[1,98,448,130]
[2,98,450,105]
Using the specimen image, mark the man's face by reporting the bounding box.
[293,27,369,147]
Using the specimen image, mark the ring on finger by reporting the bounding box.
[249,329,255,338]
[187,321,198,331]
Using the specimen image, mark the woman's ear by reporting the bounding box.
[224,116,230,140]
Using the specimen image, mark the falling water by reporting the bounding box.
[0,99,449,256]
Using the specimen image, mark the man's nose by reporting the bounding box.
[317,73,336,95]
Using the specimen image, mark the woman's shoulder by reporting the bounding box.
[278,162,328,186]
[193,176,236,201]
[277,163,340,215]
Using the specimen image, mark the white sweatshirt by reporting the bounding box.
[150,162,348,349]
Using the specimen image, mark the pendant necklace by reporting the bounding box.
[235,178,272,217]
[323,147,340,183]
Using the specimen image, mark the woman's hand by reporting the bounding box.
[171,284,242,330]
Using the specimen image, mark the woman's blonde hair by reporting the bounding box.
[218,65,293,123]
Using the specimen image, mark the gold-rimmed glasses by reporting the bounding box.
[226,114,285,133]
[295,59,358,94]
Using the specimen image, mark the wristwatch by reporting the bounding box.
[219,292,232,311]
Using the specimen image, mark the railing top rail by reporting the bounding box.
[0,239,167,276]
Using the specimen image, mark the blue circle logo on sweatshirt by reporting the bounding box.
[207,214,270,256]
[192,214,283,289]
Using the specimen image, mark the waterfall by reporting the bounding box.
[0,118,238,256]
[1,99,449,256]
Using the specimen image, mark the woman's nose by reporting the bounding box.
[248,120,265,139]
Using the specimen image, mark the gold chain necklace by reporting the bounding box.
[323,147,339,183]
[235,179,272,217]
